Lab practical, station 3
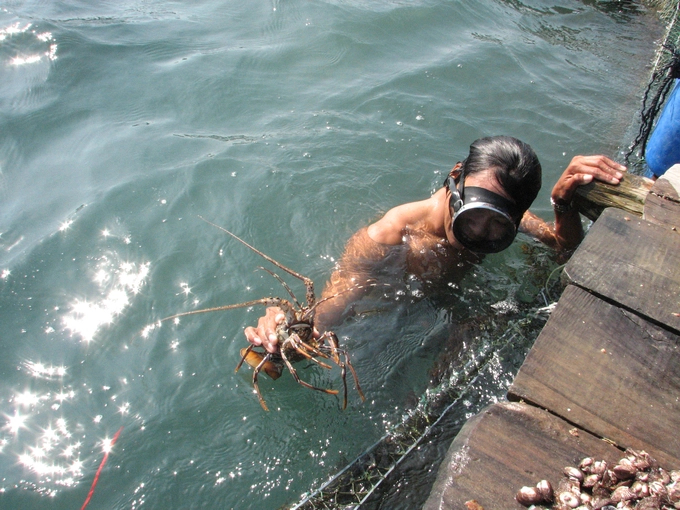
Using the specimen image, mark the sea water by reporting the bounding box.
[0,1,662,508]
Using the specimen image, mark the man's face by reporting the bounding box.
[446,168,522,253]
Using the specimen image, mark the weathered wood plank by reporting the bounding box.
[423,402,623,510]
[508,285,680,469]
[564,207,680,333]
[644,164,680,228]
[574,172,653,221]
[644,192,680,227]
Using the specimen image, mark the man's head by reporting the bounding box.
[462,136,542,214]
[445,136,542,253]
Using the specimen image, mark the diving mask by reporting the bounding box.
[445,169,522,254]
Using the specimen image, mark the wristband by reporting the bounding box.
[550,197,574,214]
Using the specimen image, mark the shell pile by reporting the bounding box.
[515,449,680,509]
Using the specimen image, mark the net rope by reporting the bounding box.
[626,1,680,164]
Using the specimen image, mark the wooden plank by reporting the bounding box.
[573,172,653,221]
[644,192,680,227]
[423,401,623,510]
[657,164,680,197]
[564,207,680,333]
[508,285,680,469]
[644,164,680,228]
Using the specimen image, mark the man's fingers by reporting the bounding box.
[243,308,287,354]
[260,312,285,352]
[596,158,625,182]
[599,156,627,172]
[571,157,624,184]
[244,326,263,347]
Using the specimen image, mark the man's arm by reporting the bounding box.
[244,204,417,352]
[313,227,393,330]
[521,155,626,251]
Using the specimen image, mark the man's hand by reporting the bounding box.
[243,307,321,354]
[551,155,626,204]
[243,307,286,353]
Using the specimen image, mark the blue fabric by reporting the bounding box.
[646,79,680,177]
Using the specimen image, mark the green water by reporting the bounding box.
[0,1,662,508]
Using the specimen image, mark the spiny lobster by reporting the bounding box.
[161,217,366,411]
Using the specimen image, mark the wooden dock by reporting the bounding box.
[424,168,680,509]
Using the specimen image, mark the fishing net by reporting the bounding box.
[286,245,563,509]
[626,0,680,168]
[287,3,680,507]
[287,311,550,510]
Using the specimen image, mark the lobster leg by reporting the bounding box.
[289,342,333,370]
[339,348,365,403]
[252,353,273,411]
[293,337,331,360]
[324,332,364,406]
[235,345,253,373]
[320,331,341,364]
[237,347,283,380]
[280,340,339,395]
[340,362,348,410]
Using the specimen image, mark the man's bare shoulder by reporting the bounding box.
[367,195,441,246]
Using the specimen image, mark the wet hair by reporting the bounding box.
[460,136,542,215]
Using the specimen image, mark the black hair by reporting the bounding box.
[460,136,542,215]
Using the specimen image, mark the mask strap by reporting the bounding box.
[447,166,465,214]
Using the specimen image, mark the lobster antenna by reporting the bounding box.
[198,216,316,308]
[198,216,309,282]
[258,266,303,309]
[160,299,274,322]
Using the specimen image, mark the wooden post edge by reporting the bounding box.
[573,172,654,221]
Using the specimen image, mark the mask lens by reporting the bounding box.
[453,205,517,254]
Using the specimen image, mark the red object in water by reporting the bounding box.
[80,426,124,510]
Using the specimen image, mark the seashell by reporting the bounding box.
[557,490,581,508]
[667,482,680,504]
[591,481,612,499]
[556,477,581,498]
[617,457,635,468]
[600,469,618,489]
[535,479,554,502]
[612,459,637,480]
[579,457,594,473]
[670,470,680,483]
[648,480,668,499]
[592,461,608,476]
[636,471,650,482]
[626,449,656,471]
[583,474,600,488]
[631,480,650,498]
[634,496,663,510]
[516,486,543,506]
[564,466,584,482]
[610,485,636,503]
[655,467,671,485]
[579,492,591,505]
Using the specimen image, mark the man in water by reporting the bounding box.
[244,136,625,352]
